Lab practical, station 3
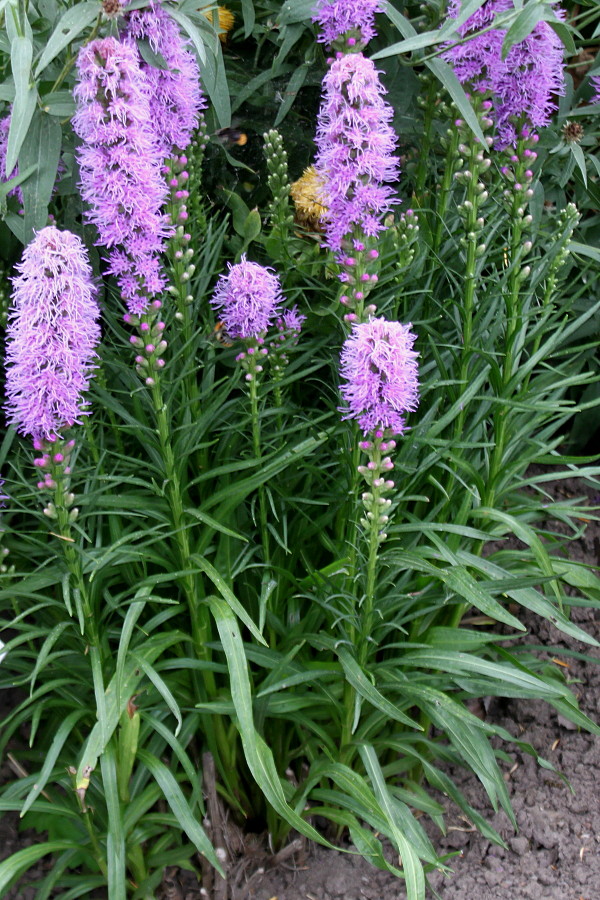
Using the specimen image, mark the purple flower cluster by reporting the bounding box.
[73,37,171,315]
[4,227,101,441]
[211,256,282,340]
[443,0,566,147]
[339,317,419,436]
[591,75,600,104]
[315,53,399,255]
[124,0,205,156]
[0,114,22,204]
[312,0,383,48]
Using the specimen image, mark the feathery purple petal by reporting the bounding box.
[315,52,399,255]
[124,0,206,156]
[4,227,101,440]
[211,256,282,340]
[73,36,171,314]
[339,317,419,436]
[312,0,383,47]
[442,0,565,147]
[0,114,23,204]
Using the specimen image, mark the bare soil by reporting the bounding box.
[2,474,599,899]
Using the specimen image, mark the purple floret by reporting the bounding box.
[210,255,282,340]
[590,75,600,104]
[4,227,101,441]
[73,36,171,314]
[315,52,399,256]
[312,0,383,47]
[443,0,566,147]
[339,317,419,436]
[124,0,206,156]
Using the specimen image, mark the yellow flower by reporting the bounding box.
[200,5,234,42]
[290,166,328,231]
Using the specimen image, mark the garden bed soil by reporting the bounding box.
[2,473,599,899]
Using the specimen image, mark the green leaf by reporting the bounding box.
[101,742,126,900]
[7,36,37,176]
[278,0,315,25]
[137,749,222,873]
[19,108,62,241]
[241,207,262,244]
[208,595,335,849]
[33,2,99,78]
[424,57,486,146]
[167,8,207,64]
[20,710,87,818]
[501,3,546,58]
[335,646,422,731]
[569,241,600,264]
[358,745,426,900]
[274,62,310,126]
[192,554,266,644]
[240,0,255,37]
[130,651,182,736]
[0,842,80,894]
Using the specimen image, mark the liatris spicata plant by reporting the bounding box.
[442,0,566,147]
[73,36,171,316]
[4,226,100,442]
[210,255,282,348]
[339,316,419,665]
[315,52,399,320]
[124,0,205,158]
[312,0,383,51]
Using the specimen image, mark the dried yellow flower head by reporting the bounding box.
[201,5,234,42]
[290,166,328,231]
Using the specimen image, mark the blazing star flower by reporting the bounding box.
[73,37,171,315]
[0,114,22,203]
[4,227,101,441]
[339,317,419,436]
[315,52,399,255]
[591,75,600,104]
[210,256,282,340]
[443,0,566,147]
[0,477,7,508]
[280,306,306,335]
[125,0,205,156]
[312,0,383,48]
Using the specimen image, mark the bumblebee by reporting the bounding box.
[215,127,248,147]
[213,320,234,347]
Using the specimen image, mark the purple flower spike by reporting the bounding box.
[211,256,282,340]
[4,227,101,441]
[124,0,206,156]
[339,317,419,436]
[280,306,306,335]
[315,53,399,255]
[73,36,171,314]
[443,0,566,147]
[313,0,383,48]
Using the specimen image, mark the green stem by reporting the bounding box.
[248,358,271,569]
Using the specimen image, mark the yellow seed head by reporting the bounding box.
[290,166,328,231]
[201,5,234,42]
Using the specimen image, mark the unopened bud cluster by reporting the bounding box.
[125,300,168,386]
[32,436,79,522]
[187,118,209,232]
[388,209,419,272]
[499,127,539,278]
[452,98,493,257]
[338,240,382,324]
[236,337,269,384]
[264,129,293,231]
[357,434,397,544]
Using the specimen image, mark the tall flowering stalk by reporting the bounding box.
[315,52,399,321]
[211,257,282,564]
[339,317,419,750]
[442,0,566,147]
[3,226,101,633]
[73,36,171,317]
